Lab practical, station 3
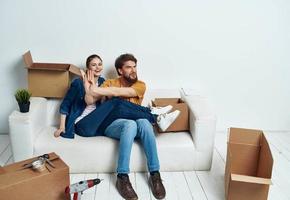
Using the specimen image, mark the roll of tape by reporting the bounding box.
[32,159,46,172]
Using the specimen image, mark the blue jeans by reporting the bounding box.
[104,118,160,174]
[75,98,156,137]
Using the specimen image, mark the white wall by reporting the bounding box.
[0,0,289,133]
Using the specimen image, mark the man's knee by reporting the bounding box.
[136,119,154,135]
[121,120,138,136]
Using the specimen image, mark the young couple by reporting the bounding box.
[54,53,180,200]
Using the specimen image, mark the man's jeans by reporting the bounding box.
[104,118,160,174]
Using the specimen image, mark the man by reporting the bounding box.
[85,54,166,200]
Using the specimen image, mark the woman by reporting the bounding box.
[54,54,179,139]
[54,54,105,138]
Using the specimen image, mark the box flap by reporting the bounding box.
[228,143,260,176]
[229,127,262,146]
[152,98,184,107]
[69,64,81,76]
[231,174,272,185]
[23,50,33,68]
[225,146,232,197]
[29,63,70,71]
[257,134,274,179]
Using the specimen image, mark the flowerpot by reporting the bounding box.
[18,101,30,113]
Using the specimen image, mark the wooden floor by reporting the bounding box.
[1,131,290,200]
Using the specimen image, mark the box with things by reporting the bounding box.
[225,127,273,200]
[0,152,70,200]
[23,50,81,98]
[152,98,189,132]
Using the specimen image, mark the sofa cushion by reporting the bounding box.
[47,99,61,127]
[34,127,196,173]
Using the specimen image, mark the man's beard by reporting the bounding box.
[123,73,138,84]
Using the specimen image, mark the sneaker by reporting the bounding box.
[151,105,173,115]
[116,175,138,200]
[157,110,181,131]
[149,172,166,199]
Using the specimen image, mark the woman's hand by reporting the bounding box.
[87,70,95,85]
[54,127,65,138]
[81,69,92,93]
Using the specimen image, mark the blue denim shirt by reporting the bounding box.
[59,77,105,139]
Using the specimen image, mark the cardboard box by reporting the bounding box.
[225,127,273,200]
[23,50,81,98]
[0,152,70,200]
[152,98,189,132]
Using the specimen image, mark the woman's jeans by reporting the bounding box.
[75,97,156,137]
[104,118,160,174]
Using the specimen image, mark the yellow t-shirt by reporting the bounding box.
[101,78,146,105]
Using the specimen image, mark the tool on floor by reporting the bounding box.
[65,178,103,200]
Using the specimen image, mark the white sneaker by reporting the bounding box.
[157,110,181,132]
[151,105,173,115]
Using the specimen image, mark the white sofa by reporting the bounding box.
[8,89,216,173]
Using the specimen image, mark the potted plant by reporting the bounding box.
[15,89,32,113]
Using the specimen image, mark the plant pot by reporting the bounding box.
[18,101,30,113]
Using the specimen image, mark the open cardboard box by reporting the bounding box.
[152,98,189,132]
[225,127,273,200]
[23,50,81,98]
[0,152,70,200]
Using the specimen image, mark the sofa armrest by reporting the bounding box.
[8,97,48,161]
[180,89,216,152]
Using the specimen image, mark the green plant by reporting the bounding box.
[15,89,32,104]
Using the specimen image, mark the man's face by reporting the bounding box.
[118,60,138,84]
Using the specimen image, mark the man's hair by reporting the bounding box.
[115,53,137,75]
[86,54,102,68]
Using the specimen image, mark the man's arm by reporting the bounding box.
[85,82,103,104]
[89,85,137,98]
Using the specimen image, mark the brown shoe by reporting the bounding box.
[149,172,166,199]
[116,175,138,200]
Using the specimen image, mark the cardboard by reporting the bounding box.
[23,50,81,98]
[225,127,273,200]
[152,98,189,132]
[0,152,70,200]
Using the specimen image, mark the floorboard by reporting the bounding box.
[1,132,290,199]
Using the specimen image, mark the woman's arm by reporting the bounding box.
[82,69,103,104]
[54,114,66,137]
[56,78,82,138]
[59,79,81,115]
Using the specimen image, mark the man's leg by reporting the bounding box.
[135,119,160,172]
[135,119,166,199]
[104,119,138,200]
[104,119,137,173]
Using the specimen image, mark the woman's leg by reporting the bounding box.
[97,99,157,135]
[75,98,120,136]
[75,97,156,137]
